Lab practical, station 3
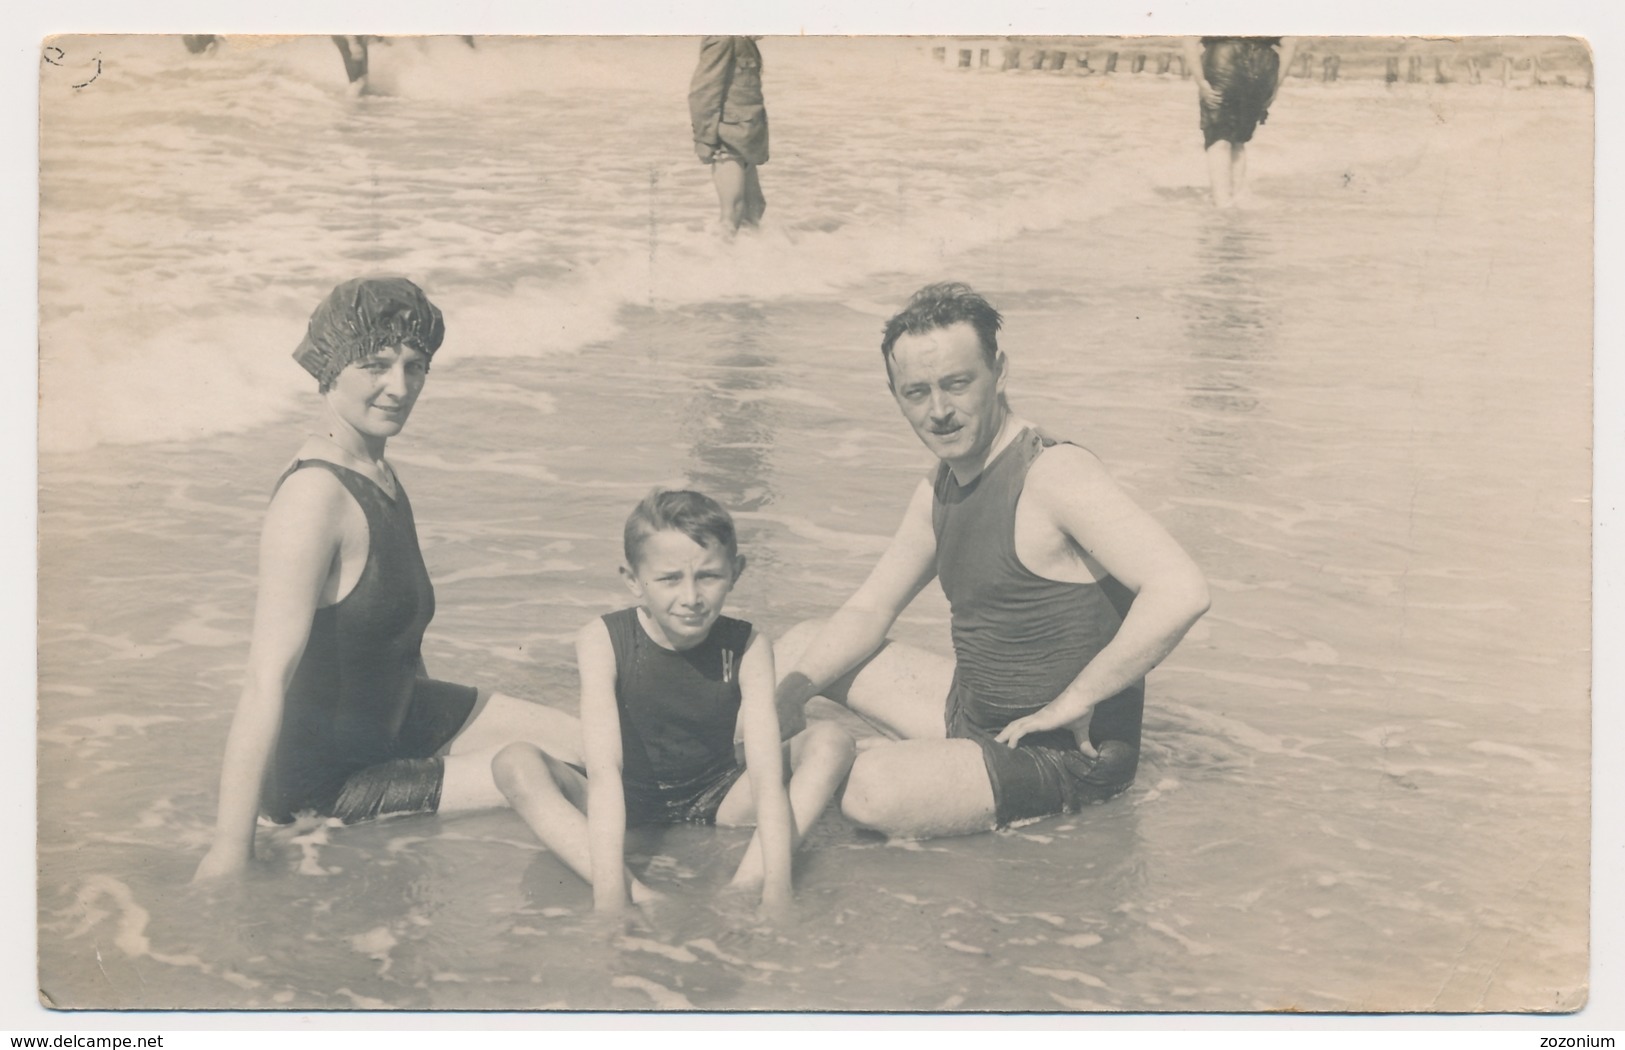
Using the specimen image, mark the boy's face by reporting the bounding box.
[622,529,744,651]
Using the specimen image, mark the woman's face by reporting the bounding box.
[324,345,429,441]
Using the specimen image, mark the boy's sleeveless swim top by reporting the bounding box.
[601,607,752,808]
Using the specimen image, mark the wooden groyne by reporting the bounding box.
[929,37,1593,89]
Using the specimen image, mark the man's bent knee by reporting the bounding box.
[839,751,906,833]
[795,721,856,771]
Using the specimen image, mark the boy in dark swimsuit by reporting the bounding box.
[492,490,853,917]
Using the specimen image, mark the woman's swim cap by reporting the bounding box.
[293,277,445,391]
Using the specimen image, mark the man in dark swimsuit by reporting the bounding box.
[774,283,1210,839]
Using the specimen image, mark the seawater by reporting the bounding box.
[38,35,1591,1012]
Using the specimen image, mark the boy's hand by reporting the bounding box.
[757,888,794,926]
[192,845,247,884]
[772,672,814,740]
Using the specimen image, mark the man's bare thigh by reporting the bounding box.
[842,738,996,840]
[834,639,954,741]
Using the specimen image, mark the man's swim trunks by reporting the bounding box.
[688,36,770,166]
[601,607,753,826]
[933,427,1144,826]
[259,460,478,825]
[1199,37,1283,149]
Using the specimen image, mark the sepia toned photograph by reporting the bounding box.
[34,23,1595,1017]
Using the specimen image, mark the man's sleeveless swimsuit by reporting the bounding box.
[1198,37,1283,149]
[259,460,478,824]
[600,607,751,825]
[933,427,1143,826]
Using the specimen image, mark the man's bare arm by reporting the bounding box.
[997,446,1210,748]
[774,478,941,720]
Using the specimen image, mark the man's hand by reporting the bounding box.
[1196,80,1222,107]
[773,671,813,740]
[994,704,1068,749]
[995,700,1098,754]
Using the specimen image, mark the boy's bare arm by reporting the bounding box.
[577,619,631,914]
[737,630,793,911]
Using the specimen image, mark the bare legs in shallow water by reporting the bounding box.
[771,621,1001,840]
[487,717,853,908]
[712,156,766,234]
[1205,140,1249,209]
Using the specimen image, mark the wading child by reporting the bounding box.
[492,490,854,916]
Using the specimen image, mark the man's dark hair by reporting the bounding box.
[623,488,739,568]
[880,282,1004,370]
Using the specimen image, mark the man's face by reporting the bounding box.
[887,321,1007,472]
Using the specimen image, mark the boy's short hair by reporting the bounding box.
[623,488,739,568]
[880,282,1003,371]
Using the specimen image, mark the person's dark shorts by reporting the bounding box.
[1199,38,1281,149]
[266,677,480,826]
[567,757,746,827]
[947,684,1140,827]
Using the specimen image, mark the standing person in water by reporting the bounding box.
[688,36,769,235]
[194,277,582,881]
[1184,37,1296,207]
[773,283,1210,840]
[490,490,855,917]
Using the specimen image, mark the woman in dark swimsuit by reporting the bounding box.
[194,277,581,881]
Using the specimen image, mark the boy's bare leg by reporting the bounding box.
[774,619,954,742]
[443,742,658,904]
[716,722,856,888]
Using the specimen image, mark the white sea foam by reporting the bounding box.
[39,35,1517,454]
